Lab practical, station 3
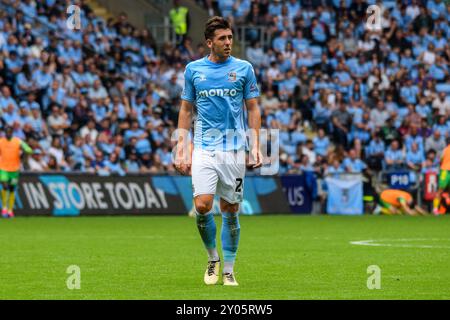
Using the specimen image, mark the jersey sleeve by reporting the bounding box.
[181,65,196,103]
[20,140,33,154]
[244,63,260,100]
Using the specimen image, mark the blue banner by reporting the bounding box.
[387,171,413,190]
[326,177,363,215]
[280,173,316,214]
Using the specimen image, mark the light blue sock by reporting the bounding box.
[221,212,240,274]
[195,209,219,261]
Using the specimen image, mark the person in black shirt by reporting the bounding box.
[413,5,434,33]
[350,0,368,23]
[331,101,352,149]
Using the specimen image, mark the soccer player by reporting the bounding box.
[433,143,450,215]
[174,17,262,286]
[377,189,428,216]
[0,126,33,218]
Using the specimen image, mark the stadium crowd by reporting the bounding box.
[0,0,449,178]
[209,0,450,178]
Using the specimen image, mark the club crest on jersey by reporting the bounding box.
[228,72,237,82]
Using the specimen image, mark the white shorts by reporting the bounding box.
[191,149,246,204]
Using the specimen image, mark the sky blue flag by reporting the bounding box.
[326,177,363,215]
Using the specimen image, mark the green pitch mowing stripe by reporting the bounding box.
[0,215,449,299]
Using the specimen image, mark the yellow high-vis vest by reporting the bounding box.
[169,6,188,35]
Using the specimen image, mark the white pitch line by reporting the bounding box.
[350,239,450,249]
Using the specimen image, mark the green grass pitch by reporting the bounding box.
[0,215,449,299]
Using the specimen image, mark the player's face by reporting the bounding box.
[5,127,13,139]
[208,28,233,59]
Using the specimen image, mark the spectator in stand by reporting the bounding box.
[46,105,69,136]
[421,149,440,174]
[432,115,449,139]
[1,103,19,126]
[313,128,330,157]
[342,149,367,173]
[426,130,446,156]
[139,152,153,173]
[260,89,279,113]
[366,132,385,171]
[88,79,108,101]
[326,159,345,176]
[331,101,351,149]
[432,91,450,116]
[124,149,140,173]
[104,152,126,176]
[80,119,99,142]
[370,100,390,130]
[163,73,183,102]
[0,86,18,111]
[246,41,267,69]
[301,140,317,167]
[406,142,425,172]
[385,140,405,170]
[48,136,69,171]
[415,96,432,119]
[27,149,48,172]
[0,0,447,177]
[47,155,61,172]
[68,135,86,171]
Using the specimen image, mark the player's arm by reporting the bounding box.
[175,64,196,175]
[246,98,262,168]
[244,63,262,169]
[398,198,415,216]
[20,140,33,154]
[388,206,399,215]
[413,205,428,216]
[175,99,194,175]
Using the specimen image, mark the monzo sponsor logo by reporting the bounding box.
[198,88,237,98]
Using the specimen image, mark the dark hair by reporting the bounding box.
[204,16,231,40]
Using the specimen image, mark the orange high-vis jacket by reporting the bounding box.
[441,145,450,170]
[0,137,23,172]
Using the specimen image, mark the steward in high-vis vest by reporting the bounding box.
[169,0,190,42]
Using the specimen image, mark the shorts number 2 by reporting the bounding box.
[235,178,243,193]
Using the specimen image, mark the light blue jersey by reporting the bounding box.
[181,55,260,151]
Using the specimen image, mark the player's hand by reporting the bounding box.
[174,154,191,175]
[174,142,192,175]
[250,147,263,169]
[174,162,191,176]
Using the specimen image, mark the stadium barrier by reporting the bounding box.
[235,25,272,59]
[148,17,178,47]
[9,173,317,216]
[4,170,436,216]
